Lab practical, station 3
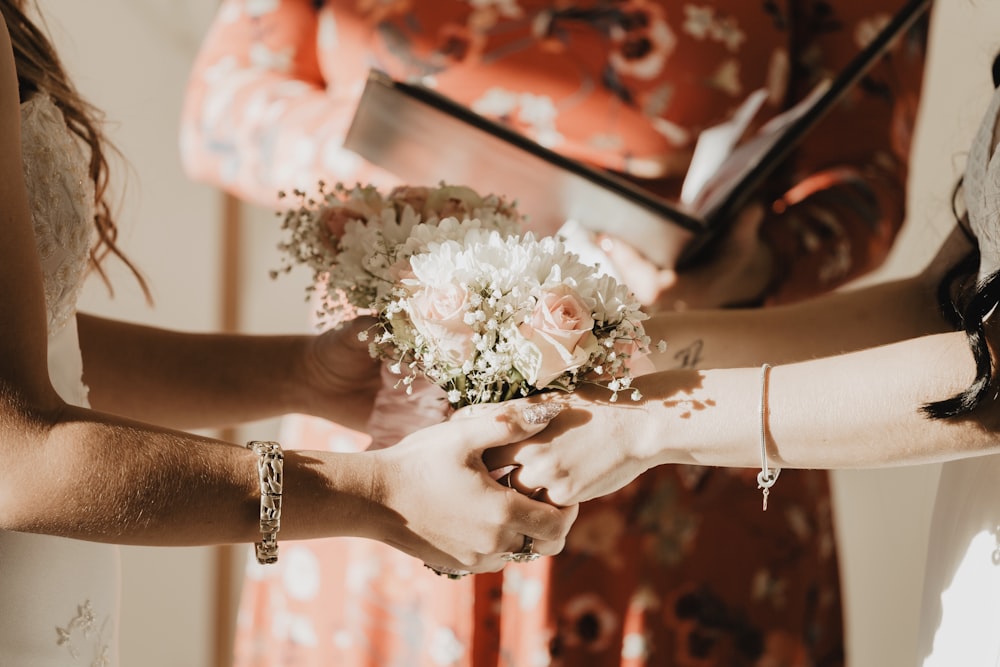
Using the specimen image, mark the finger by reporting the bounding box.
[596,234,676,302]
[530,536,568,558]
[448,400,506,422]
[447,399,566,450]
[490,507,576,561]
[485,463,553,505]
[482,444,522,472]
[596,232,659,268]
[430,496,576,571]
[501,463,544,497]
[476,397,568,473]
[505,492,578,542]
[486,463,519,484]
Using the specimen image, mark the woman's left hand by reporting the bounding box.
[478,388,655,506]
[302,316,382,430]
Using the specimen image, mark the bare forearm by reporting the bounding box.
[0,395,574,572]
[511,329,991,507]
[646,275,949,371]
[78,313,316,429]
[635,331,990,471]
[0,402,387,546]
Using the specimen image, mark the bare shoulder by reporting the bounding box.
[0,5,57,401]
[0,11,21,156]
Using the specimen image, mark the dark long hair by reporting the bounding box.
[3,0,149,299]
[922,50,1000,419]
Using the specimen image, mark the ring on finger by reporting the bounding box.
[501,534,540,564]
[424,563,472,579]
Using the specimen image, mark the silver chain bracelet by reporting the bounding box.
[757,364,780,511]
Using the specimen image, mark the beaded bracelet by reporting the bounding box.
[757,364,780,511]
[247,440,283,564]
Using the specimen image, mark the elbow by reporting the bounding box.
[0,382,66,532]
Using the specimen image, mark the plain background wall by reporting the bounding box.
[36,1,1000,665]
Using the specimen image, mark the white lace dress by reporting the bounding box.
[0,95,121,665]
[918,84,1000,666]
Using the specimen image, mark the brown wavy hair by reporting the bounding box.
[3,0,149,299]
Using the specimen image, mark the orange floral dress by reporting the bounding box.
[182,2,927,665]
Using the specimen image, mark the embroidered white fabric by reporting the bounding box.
[918,84,1000,666]
[0,95,121,666]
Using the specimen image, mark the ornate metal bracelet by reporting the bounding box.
[246,440,283,564]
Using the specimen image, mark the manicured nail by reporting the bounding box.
[520,401,565,425]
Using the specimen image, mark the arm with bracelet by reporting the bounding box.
[482,228,978,504]
[0,10,574,576]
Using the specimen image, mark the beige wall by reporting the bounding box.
[46,1,228,665]
[836,5,1000,664]
[42,1,1000,665]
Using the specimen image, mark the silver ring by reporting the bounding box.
[423,563,471,579]
[501,535,540,563]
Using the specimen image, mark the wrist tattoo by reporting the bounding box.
[673,339,704,369]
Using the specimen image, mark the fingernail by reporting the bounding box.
[520,401,565,425]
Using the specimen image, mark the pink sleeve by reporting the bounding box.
[180,0,395,207]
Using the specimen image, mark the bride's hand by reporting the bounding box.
[371,402,578,573]
[301,315,382,430]
[480,388,654,506]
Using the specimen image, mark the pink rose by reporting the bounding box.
[407,283,475,367]
[425,185,484,219]
[317,205,367,242]
[318,190,383,236]
[388,185,430,216]
[515,286,598,387]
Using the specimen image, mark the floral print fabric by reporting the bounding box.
[183,0,927,304]
[182,2,928,665]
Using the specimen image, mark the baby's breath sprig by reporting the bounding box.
[276,181,664,409]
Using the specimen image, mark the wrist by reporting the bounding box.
[294,449,399,543]
[351,448,407,544]
[631,368,762,469]
[296,322,381,428]
[294,335,330,415]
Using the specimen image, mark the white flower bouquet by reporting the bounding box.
[276,182,658,409]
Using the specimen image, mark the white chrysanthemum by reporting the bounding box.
[381,230,651,405]
[277,182,523,321]
[278,181,657,407]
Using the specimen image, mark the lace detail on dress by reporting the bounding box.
[10,94,112,664]
[55,600,112,667]
[20,94,96,337]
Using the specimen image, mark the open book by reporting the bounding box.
[343,0,928,268]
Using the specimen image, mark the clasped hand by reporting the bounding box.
[373,403,580,573]
[478,388,654,507]
[304,316,578,572]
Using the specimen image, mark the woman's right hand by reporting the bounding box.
[598,204,770,310]
[366,402,579,573]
